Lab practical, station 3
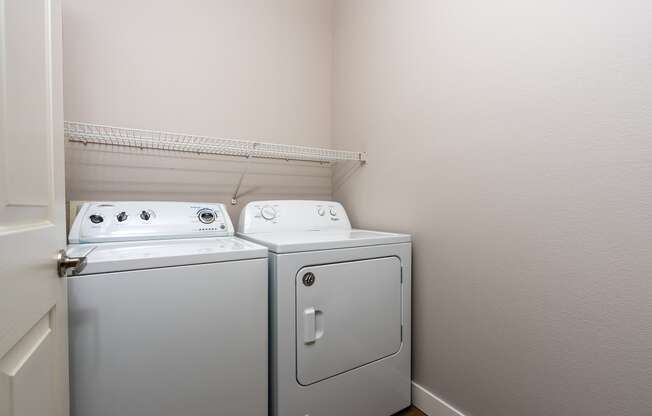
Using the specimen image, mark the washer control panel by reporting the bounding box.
[69,201,235,243]
[237,200,351,234]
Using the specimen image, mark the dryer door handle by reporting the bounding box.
[304,307,317,344]
[303,307,324,344]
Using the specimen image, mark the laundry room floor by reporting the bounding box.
[394,406,426,416]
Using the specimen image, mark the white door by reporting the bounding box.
[296,257,403,385]
[0,0,68,415]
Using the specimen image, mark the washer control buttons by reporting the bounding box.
[198,209,216,224]
[329,207,337,216]
[317,207,325,216]
[139,210,151,221]
[89,214,104,224]
[260,205,277,221]
[116,211,128,222]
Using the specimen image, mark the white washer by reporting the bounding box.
[238,200,412,416]
[67,201,268,416]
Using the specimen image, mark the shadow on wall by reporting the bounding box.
[333,160,366,195]
[65,142,333,222]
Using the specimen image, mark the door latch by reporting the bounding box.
[57,249,87,277]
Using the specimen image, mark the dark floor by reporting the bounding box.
[393,406,426,416]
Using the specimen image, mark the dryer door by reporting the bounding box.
[296,256,402,385]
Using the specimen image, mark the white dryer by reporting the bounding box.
[238,200,412,416]
[67,201,268,416]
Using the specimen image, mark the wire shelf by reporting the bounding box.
[64,121,366,164]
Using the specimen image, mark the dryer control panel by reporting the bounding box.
[237,200,351,233]
[69,201,235,243]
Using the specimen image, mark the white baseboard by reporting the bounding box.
[412,381,466,416]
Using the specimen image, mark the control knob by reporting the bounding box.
[260,205,277,221]
[89,214,104,224]
[116,211,128,222]
[198,209,216,224]
[140,210,151,221]
[329,207,337,216]
[317,207,325,216]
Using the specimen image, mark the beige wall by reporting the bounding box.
[62,0,334,219]
[333,1,652,415]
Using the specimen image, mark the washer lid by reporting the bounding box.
[67,237,267,275]
[237,229,411,253]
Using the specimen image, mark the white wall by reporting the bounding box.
[332,1,652,415]
[62,0,334,218]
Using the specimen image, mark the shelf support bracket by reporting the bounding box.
[231,153,252,206]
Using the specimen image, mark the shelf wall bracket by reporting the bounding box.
[231,152,253,206]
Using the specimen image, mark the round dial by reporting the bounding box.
[260,205,277,221]
[140,210,151,221]
[198,209,216,224]
[329,207,337,216]
[116,211,128,222]
[317,207,325,216]
[89,214,104,224]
